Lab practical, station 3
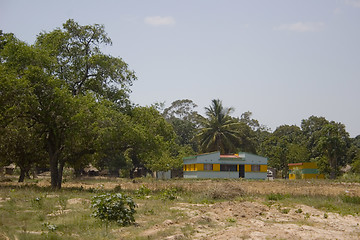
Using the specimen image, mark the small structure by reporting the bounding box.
[183,152,268,179]
[4,164,16,175]
[288,162,324,180]
[83,164,99,176]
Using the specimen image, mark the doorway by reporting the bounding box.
[239,165,245,178]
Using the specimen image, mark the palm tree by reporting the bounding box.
[196,99,241,154]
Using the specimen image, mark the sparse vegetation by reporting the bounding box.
[1,178,360,239]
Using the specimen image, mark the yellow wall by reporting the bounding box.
[196,164,203,171]
[213,164,220,171]
[289,173,324,180]
[184,163,269,173]
[289,162,318,170]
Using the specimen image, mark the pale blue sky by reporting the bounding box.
[1,0,359,137]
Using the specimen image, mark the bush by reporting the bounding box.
[135,184,151,199]
[266,193,286,201]
[91,193,137,226]
[161,187,178,200]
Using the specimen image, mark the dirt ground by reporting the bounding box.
[153,201,360,240]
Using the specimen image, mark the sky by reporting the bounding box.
[1,0,360,137]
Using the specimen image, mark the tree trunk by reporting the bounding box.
[49,154,59,189]
[129,168,135,179]
[57,161,65,189]
[18,168,26,182]
[329,155,337,179]
[48,131,60,189]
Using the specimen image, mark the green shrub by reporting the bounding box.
[161,187,178,200]
[280,208,290,214]
[91,193,137,226]
[295,208,303,213]
[135,184,151,199]
[266,193,286,201]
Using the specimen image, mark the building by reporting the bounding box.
[183,152,268,179]
[288,162,324,180]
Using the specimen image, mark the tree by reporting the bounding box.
[162,99,200,151]
[1,20,137,189]
[301,116,329,160]
[259,135,289,178]
[35,19,136,106]
[0,118,47,182]
[259,125,310,178]
[129,106,179,173]
[197,99,241,154]
[316,122,350,179]
[0,33,52,182]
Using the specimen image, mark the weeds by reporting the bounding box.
[341,195,360,205]
[266,193,287,201]
[280,208,290,214]
[295,208,303,213]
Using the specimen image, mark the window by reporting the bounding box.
[220,164,237,172]
[251,165,260,172]
[204,164,213,171]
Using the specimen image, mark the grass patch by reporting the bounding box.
[341,195,360,205]
[266,193,288,201]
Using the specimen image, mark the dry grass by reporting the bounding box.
[1,177,360,239]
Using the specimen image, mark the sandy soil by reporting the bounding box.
[150,201,360,240]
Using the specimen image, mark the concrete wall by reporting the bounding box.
[156,170,171,180]
[183,152,220,165]
[240,152,268,165]
[245,172,267,179]
[184,171,239,179]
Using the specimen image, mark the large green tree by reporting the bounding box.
[197,99,241,154]
[259,125,310,178]
[35,19,136,105]
[162,99,200,152]
[316,122,350,179]
[0,20,137,189]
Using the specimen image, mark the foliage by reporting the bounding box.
[91,193,137,226]
[316,122,350,178]
[0,20,137,189]
[160,187,178,200]
[135,184,151,199]
[197,99,242,154]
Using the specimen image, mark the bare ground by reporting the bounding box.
[159,201,360,240]
[2,177,360,239]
